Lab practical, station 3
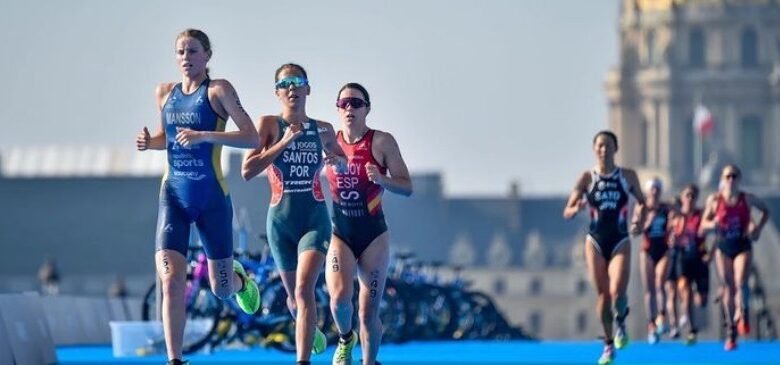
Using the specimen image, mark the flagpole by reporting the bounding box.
[694,129,702,177]
[693,94,702,182]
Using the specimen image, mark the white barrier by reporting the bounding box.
[0,310,16,365]
[0,293,57,365]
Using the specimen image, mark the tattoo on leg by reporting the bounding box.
[369,270,380,299]
[217,261,230,288]
[330,254,340,273]
[162,256,170,274]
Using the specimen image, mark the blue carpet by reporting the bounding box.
[56,340,780,364]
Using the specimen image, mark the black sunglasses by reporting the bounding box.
[336,97,369,109]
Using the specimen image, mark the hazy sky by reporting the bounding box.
[0,0,618,196]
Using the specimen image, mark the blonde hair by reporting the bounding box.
[175,29,212,76]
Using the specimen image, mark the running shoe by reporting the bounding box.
[597,344,615,365]
[312,327,328,355]
[332,330,358,365]
[233,260,260,314]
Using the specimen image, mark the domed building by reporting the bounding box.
[606,0,780,192]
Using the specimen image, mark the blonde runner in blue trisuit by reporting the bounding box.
[136,29,261,365]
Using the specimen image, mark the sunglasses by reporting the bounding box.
[724,173,740,180]
[275,76,308,89]
[336,97,369,109]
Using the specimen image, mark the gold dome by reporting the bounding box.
[636,0,677,11]
[636,0,772,11]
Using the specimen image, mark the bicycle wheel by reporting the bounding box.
[140,280,223,354]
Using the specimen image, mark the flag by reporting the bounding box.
[693,104,714,137]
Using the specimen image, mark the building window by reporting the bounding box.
[529,311,543,335]
[684,111,695,180]
[741,27,758,68]
[741,116,763,169]
[576,311,588,333]
[529,277,543,296]
[493,277,506,296]
[653,100,661,167]
[639,117,648,166]
[575,279,588,296]
[689,28,706,68]
[646,29,656,65]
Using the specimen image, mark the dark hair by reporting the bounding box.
[275,63,308,82]
[337,83,371,106]
[682,183,699,199]
[176,29,212,76]
[593,130,619,150]
[722,164,742,178]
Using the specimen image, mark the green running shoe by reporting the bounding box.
[233,260,260,314]
[614,309,630,349]
[685,332,697,346]
[614,321,629,349]
[312,327,328,355]
[597,344,615,365]
[332,331,357,365]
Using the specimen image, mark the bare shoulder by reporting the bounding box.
[154,82,176,109]
[258,115,279,130]
[155,82,176,99]
[208,79,238,101]
[156,82,176,95]
[744,192,765,205]
[372,129,392,140]
[621,167,639,180]
[580,169,593,180]
[259,115,278,125]
[372,129,397,147]
[576,170,592,189]
[314,119,335,132]
[208,78,234,91]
